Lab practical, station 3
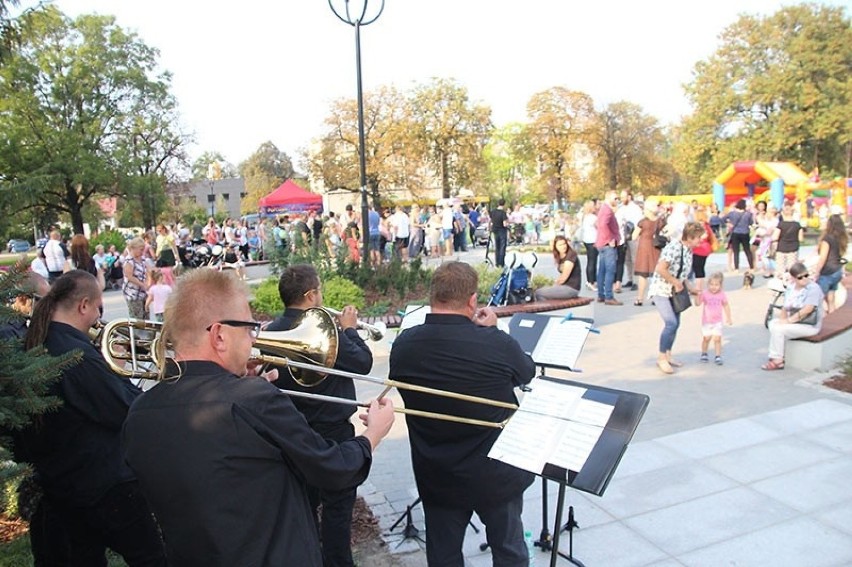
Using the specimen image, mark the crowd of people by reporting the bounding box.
[1,189,847,565]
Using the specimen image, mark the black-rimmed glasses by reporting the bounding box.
[795,274,809,280]
[206,320,261,339]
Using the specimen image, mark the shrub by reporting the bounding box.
[90,230,127,253]
[250,278,283,316]
[322,276,365,310]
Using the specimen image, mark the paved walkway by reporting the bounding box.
[355,245,852,566]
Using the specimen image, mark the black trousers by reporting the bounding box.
[730,232,754,270]
[615,243,627,284]
[56,481,166,567]
[308,421,357,567]
[584,242,598,285]
[493,230,508,267]
[423,494,527,567]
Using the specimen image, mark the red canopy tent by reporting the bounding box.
[259,180,323,215]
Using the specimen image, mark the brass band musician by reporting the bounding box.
[266,264,372,567]
[390,262,535,566]
[122,269,394,566]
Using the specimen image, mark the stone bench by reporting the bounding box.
[786,275,852,372]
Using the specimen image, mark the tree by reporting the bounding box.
[525,87,595,207]
[482,122,535,203]
[191,151,237,181]
[588,101,672,193]
[675,4,852,189]
[238,141,293,214]
[309,86,424,207]
[410,78,492,199]
[0,7,186,234]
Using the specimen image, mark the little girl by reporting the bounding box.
[696,272,733,365]
[145,269,173,322]
[345,225,361,264]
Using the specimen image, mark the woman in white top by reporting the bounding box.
[579,201,598,291]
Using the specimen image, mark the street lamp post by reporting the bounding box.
[328,0,384,266]
[209,179,215,218]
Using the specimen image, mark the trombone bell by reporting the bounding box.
[254,308,339,387]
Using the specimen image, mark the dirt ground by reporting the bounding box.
[824,374,852,394]
[350,497,405,566]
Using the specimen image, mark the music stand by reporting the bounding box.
[489,376,649,567]
[387,496,426,547]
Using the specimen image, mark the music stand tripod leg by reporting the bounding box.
[550,483,586,567]
[387,496,426,546]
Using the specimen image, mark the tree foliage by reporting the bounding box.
[238,141,293,214]
[588,101,672,193]
[410,78,492,199]
[674,3,852,190]
[482,122,536,204]
[309,86,428,207]
[0,7,186,234]
[524,87,595,207]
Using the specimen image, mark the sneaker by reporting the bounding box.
[700,353,709,363]
[715,356,723,366]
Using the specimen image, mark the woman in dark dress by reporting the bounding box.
[535,235,581,300]
[632,199,662,306]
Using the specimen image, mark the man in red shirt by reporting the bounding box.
[595,190,622,305]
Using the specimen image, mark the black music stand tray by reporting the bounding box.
[490,376,649,567]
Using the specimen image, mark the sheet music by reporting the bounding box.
[530,319,590,368]
[488,377,614,475]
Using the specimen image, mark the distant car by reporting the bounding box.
[36,237,48,249]
[6,239,32,253]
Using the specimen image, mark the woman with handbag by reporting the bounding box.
[762,262,824,370]
[648,222,705,374]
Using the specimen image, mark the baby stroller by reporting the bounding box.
[487,251,538,306]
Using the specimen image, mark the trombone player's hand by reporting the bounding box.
[336,305,359,331]
[473,306,497,328]
[359,398,395,451]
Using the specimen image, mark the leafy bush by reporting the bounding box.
[90,229,127,253]
[322,276,365,310]
[250,278,283,316]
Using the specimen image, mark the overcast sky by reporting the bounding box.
[50,0,850,169]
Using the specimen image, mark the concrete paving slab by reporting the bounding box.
[749,458,852,513]
[677,516,852,567]
[702,435,840,484]
[654,417,781,459]
[622,486,798,556]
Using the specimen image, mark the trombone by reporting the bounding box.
[99,309,515,429]
[323,306,386,341]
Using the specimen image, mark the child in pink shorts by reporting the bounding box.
[696,272,733,365]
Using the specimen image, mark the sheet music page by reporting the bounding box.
[520,378,586,419]
[571,398,615,427]
[399,305,430,332]
[531,320,589,368]
[549,421,605,473]
[487,410,564,474]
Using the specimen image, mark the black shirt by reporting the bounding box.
[15,322,141,506]
[776,219,801,253]
[123,361,373,567]
[267,308,372,429]
[559,248,582,290]
[389,313,535,509]
[490,207,508,233]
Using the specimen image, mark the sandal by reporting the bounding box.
[657,359,674,374]
[634,299,643,306]
[761,359,785,371]
[667,359,684,368]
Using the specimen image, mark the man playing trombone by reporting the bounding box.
[390,261,536,566]
[122,269,394,566]
[266,263,372,567]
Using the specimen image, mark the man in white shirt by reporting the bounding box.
[43,230,66,283]
[617,190,644,290]
[390,205,411,262]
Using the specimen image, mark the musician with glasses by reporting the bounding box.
[265,263,372,567]
[123,269,394,566]
[17,270,167,566]
[389,261,536,566]
[762,262,824,371]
